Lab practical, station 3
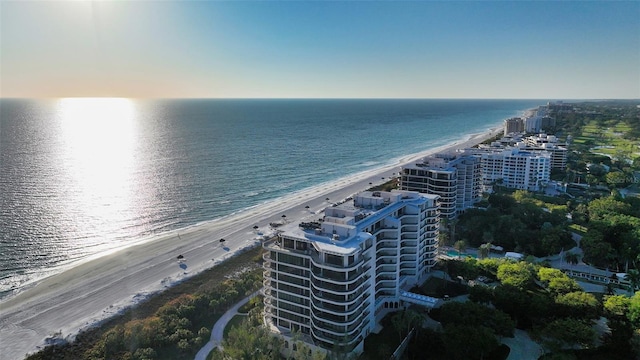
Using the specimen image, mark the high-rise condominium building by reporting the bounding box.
[504,117,525,136]
[399,153,481,219]
[459,147,552,192]
[262,190,439,354]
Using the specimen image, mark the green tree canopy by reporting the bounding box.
[540,318,596,353]
[434,301,514,337]
[497,262,536,290]
[555,291,600,319]
[629,291,640,328]
[588,196,633,220]
[442,324,499,360]
[604,295,631,317]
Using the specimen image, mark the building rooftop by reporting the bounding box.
[277,190,436,255]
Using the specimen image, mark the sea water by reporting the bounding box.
[0,98,544,298]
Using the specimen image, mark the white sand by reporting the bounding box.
[0,127,501,360]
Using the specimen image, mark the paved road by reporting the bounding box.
[194,291,260,360]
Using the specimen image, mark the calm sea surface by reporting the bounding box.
[0,98,544,298]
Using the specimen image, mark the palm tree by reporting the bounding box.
[479,243,491,259]
[438,229,450,248]
[454,240,466,259]
[625,269,640,294]
[563,251,579,265]
[391,309,424,342]
[449,218,459,247]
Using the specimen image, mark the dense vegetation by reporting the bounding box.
[25,247,263,360]
[406,258,639,359]
[454,190,574,257]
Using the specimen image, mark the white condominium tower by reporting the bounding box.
[471,148,551,192]
[399,153,481,219]
[500,149,551,191]
[262,190,439,354]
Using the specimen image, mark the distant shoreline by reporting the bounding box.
[0,122,506,360]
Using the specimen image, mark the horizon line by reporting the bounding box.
[1,97,638,101]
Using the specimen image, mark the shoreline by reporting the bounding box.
[0,125,503,360]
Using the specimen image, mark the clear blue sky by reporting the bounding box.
[2,1,638,99]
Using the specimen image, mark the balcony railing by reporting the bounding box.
[310,295,368,315]
[310,275,370,294]
[311,303,370,326]
[310,253,364,272]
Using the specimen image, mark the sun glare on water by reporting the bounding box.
[56,98,139,241]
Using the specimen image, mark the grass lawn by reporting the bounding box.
[579,120,640,162]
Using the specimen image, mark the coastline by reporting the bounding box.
[0,125,503,360]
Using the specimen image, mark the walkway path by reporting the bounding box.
[194,291,261,360]
[502,329,543,360]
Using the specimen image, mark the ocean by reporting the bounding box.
[0,98,544,299]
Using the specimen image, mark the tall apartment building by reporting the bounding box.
[262,190,440,354]
[500,149,551,191]
[524,116,542,133]
[399,153,481,219]
[524,133,555,146]
[503,117,525,136]
[484,133,567,170]
[461,148,551,192]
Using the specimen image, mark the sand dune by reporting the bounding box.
[0,127,500,360]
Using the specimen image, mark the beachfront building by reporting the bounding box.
[399,153,481,219]
[494,149,551,191]
[503,117,525,136]
[523,106,555,133]
[262,190,440,354]
[521,134,568,170]
[460,147,551,192]
[517,143,567,170]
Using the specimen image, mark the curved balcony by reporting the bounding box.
[376,241,397,250]
[371,226,399,236]
[311,284,366,307]
[311,283,367,304]
[310,266,368,286]
[310,254,363,272]
[310,294,368,316]
[377,250,397,259]
[310,303,370,328]
[310,275,370,296]
[311,310,369,336]
[375,281,395,293]
[400,262,416,270]
[375,264,396,275]
[311,328,362,350]
[375,289,395,298]
[310,316,369,345]
[400,269,417,277]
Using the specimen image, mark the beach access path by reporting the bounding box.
[0,127,502,360]
[194,291,260,360]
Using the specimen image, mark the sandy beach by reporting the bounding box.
[0,127,501,360]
